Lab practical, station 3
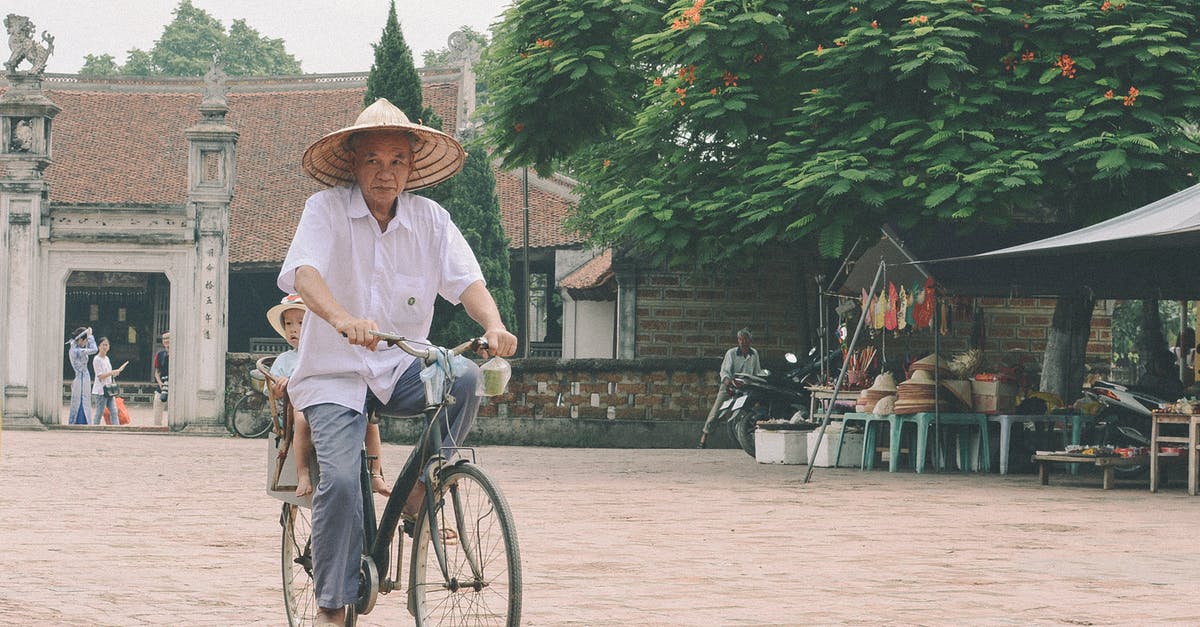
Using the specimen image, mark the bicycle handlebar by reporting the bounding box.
[367,331,488,362]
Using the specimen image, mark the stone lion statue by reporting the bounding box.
[5,14,54,75]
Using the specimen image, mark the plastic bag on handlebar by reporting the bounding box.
[477,357,512,397]
[418,348,475,405]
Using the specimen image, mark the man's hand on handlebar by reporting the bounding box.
[482,328,517,358]
[336,317,382,351]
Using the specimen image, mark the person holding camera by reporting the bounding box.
[152,331,170,426]
[91,336,127,425]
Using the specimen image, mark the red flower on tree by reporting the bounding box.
[1055,53,1077,78]
[678,64,696,84]
[672,0,706,30]
[1123,86,1139,106]
[723,71,739,87]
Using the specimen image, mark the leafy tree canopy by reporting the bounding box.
[80,0,301,77]
[482,0,1200,266]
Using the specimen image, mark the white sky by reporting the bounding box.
[4,0,513,74]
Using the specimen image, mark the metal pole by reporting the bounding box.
[522,167,531,358]
[804,259,884,484]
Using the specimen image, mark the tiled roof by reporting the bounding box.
[560,248,613,289]
[2,74,583,266]
[494,167,585,250]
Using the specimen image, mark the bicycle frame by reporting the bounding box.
[358,344,482,612]
[366,400,450,586]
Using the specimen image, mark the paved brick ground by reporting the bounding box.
[3,428,1200,626]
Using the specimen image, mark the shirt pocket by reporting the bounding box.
[377,271,436,333]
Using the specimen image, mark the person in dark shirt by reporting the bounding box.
[152,332,170,425]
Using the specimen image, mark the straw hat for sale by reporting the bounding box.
[266,294,307,340]
[940,379,974,410]
[302,98,466,191]
[872,395,896,416]
[867,373,897,393]
[893,369,942,414]
[859,373,898,413]
[910,353,953,378]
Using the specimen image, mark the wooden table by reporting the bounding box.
[807,387,854,423]
[1149,412,1200,495]
[1032,453,1148,490]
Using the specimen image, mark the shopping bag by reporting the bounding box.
[115,397,131,425]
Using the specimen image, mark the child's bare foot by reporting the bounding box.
[371,474,392,497]
[294,473,313,498]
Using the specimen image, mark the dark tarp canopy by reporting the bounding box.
[921,182,1200,300]
[829,224,1073,297]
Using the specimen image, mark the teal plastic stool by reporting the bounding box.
[889,412,991,473]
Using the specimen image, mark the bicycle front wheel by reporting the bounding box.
[231,393,273,438]
[410,462,521,626]
[281,503,317,626]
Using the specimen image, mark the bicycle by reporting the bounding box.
[279,332,521,626]
[228,357,275,438]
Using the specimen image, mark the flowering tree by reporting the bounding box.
[483,0,1200,264]
[484,0,1200,399]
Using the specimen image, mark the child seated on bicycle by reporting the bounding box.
[267,294,391,498]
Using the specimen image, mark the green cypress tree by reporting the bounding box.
[363,0,439,130]
[362,2,516,344]
[429,144,517,346]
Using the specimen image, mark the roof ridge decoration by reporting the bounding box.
[200,53,228,113]
[4,14,55,77]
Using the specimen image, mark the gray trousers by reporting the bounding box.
[305,358,481,610]
[701,386,732,435]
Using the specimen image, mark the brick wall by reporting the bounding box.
[225,353,727,424]
[634,256,814,362]
[478,357,721,422]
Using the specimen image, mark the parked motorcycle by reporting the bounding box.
[721,348,842,457]
[1081,379,1171,477]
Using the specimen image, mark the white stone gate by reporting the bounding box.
[1,72,235,432]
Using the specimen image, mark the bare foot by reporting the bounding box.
[294,473,314,498]
[372,474,392,497]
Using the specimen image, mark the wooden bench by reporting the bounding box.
[1032,453,1149,490]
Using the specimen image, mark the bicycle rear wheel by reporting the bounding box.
[231,393,273,438]
[410,462,521,626]
[281,503,318,627]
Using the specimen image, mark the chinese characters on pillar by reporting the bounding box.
[201,246,217,340]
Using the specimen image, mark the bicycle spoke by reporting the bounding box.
[410,464,520,626]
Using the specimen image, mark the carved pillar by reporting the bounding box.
[182,93,237,433]
[0,73,59,428]
[612,248,639,360]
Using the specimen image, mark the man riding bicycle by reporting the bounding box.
[278,97,517,626]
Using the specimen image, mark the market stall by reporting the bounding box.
[806,181,1200,486]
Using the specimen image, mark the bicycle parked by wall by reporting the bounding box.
[279,332,521,626]
[227,358,274,438]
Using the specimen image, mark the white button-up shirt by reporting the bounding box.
[278,186,483,412]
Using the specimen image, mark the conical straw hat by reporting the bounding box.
[302,98,466,191]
